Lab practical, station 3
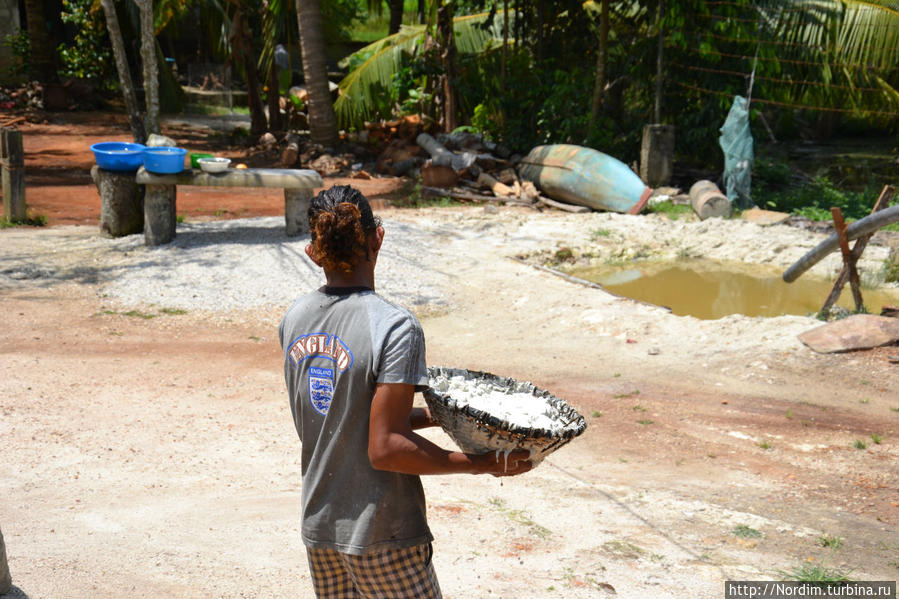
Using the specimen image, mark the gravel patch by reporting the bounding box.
[0,217,455,313]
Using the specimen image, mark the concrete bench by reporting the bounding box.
[134,166,323,246]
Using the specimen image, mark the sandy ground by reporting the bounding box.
[2,205,898,599]
[1,113,897,598]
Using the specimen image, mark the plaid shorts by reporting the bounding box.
[306,543,442,599]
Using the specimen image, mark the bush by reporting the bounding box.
[58,0,115,86]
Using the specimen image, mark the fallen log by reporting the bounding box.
[536,195,591,213]
[416,132,477,171]
[421,186,535,207]
[476,171,516,197]
[783,203,899,282]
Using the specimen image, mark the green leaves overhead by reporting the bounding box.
[334,11,513,128]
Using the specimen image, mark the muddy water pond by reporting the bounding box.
[569,259,899,320]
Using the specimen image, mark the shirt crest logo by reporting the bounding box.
[308,366,335,415]
[287,332,353,371]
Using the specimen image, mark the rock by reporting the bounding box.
[259,132,277,149]
[146,133,176,147]
[309,154,343,176]
[798,314,899,353]
[742,207,790,226]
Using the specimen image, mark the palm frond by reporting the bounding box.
[837,1,899,69]
[334,11,514,128]
[259,0,286,75]
[334,24,427,126]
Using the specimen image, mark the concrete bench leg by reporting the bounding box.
[144,184,177,246]
[285,188,312,236]
[92,165,144,237]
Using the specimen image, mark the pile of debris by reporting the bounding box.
[266,116,592,212]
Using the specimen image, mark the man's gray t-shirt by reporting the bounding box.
[279,286,432,555]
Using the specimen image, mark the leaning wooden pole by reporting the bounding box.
[830,207,865,312]
[783,203,899,282]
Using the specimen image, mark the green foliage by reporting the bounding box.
[759,175,882,222]
[819,535,844,549]
[732,524,762,538]
[0,214,47,228]
[780,563,853,583]
[647,200,693,220]
[3,30,30,77]
[58,0,114,85]
[335,12,507,128]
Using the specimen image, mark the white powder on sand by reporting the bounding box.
[431,374,561,431]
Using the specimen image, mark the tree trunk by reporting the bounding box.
[588,0,609,131]
[654,0,664,123]
[231,10,267,137]
[267,64,283,132]
[135,0,160,135]
[388,0,404,34]
[100,0,146,143]
[23,0,56,81]
[296,0,339,147]
[436,0,457,132]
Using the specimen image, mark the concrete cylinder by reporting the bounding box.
[639,124,675,187]
[690,180,733,220]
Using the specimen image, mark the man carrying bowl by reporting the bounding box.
[279,185,531,599]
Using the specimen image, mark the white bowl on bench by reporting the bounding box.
[197,157,231,173]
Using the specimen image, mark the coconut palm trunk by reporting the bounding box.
[388,0,404,34]
[296,0,339,147]
[100,0,146,143]
[135,0,160,135]
[436,0,457,132]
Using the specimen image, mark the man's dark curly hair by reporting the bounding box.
[307,185,382,273]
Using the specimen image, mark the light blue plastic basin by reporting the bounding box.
[142,147,187,174]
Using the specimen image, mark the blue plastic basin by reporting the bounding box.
[90,142,147,172]
[142,147,187,174]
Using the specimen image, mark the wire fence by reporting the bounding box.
[667,2,899,121]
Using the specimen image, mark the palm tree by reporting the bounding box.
[296,0,340,147]
[100,0,146,143]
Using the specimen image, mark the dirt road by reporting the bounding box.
[1,114,896,599]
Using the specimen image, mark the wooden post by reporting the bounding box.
[91,165,144,237]
[1,128,26,222]
[820,186,894,315]
[284,188,311,236]
[830,207,864,312]
[144,184,176,245]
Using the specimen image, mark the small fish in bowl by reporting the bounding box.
[197,157,231,173]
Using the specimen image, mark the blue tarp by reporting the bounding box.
[719,95,754,209]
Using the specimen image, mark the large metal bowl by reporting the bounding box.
[423,366,587,464]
